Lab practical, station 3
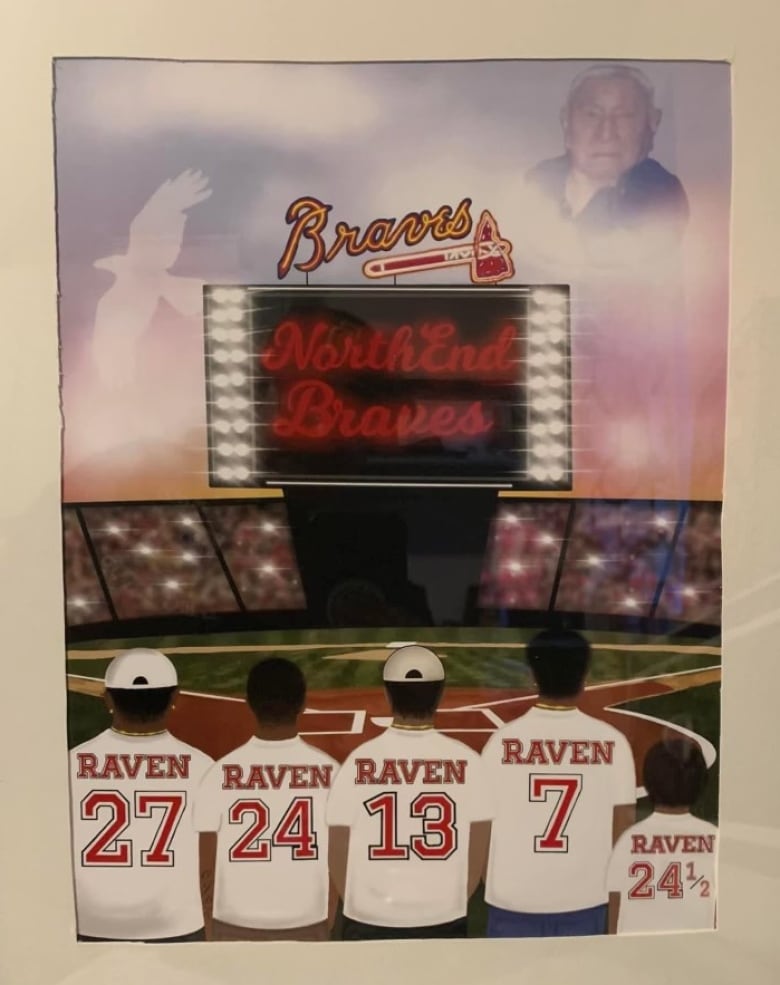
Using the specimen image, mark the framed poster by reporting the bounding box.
[0,2,779,984]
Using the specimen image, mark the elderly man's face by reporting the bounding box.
[563,76,659,183]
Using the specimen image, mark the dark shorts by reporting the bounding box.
[77,927,206,943]
[487,903,607,938]
[341,914,468,941]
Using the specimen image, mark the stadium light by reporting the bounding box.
[586,555,603,567]
[164,579,180,591]
[539,533,555,546]
[682,585,698,598]
[507,560,524,574]
[180,552,195,563]
[623,596,639,609]
[524,286,571,490]
[262,521,276,533]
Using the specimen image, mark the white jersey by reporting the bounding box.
[607,811,717,934]
[69,728,213,940]
[193,735,338,930]
[482,705,636,913]
[326,727,494,927]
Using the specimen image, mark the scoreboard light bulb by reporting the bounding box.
[529,375,547,391]
[548,419,565,435]
[530,464,549,482]
[230,349,248,363]
[234,465,251,481]
[213,373,229,388]
[211,309,230,323]
[234,442,250,457]
[217,441,234,456]
[232,418,250,434]
[547,394,564,411]
[226,288,246,304]
[533,443,553,459]
[544,291,567,308]
[228,327,245,343]
[549,465,566,481]
[547,374,564,388]
[549,443,565,457]
[229,371,246,386]
[232,396,249,411]
[530,331,548,347]
[225,307,244,322]
[213,419,231,434]
[529,310,548,326]
[216,396,232,411]
[529,352,547,368]
[532,396,549,412]
[212,349,230,363]
[211,326,229,342]
[548,327,565,345]
[217,465,235,480]
[546,309,565,325]
[531,290,551,306]
[211,288,231,304]
[530,422,547,437]
[547,350,564,366]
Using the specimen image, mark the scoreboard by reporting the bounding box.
[203,286,571,489]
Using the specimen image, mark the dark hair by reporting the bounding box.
[526,628,590,699]
[385,680,444,719]
[246,657,306,724]
[106,686,176,723]
[642,739,708,808]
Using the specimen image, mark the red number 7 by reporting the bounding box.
[529,774,582,852]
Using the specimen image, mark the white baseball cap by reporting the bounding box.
[383,645,445,683]
[104,648,178,690]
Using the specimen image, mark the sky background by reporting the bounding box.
[54,58,731,502]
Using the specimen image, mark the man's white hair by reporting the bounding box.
[565,64,657,112]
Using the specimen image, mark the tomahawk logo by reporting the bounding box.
[276,196,515,285]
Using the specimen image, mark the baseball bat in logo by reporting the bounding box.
[362,211,515,285]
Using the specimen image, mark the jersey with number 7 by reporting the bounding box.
[481,706,636,913]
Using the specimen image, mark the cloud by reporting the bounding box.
[66,61,381,144]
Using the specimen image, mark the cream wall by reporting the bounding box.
[1,1,778,983]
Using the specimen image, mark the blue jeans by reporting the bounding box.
[487,903,607,938]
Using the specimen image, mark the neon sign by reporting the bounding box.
[202,286,573,489]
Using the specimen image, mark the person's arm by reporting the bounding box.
[328,825,350,902]
[612,803,636,845]
[608,891,621,934]
[468,821,491,896]
[199,831,217,940]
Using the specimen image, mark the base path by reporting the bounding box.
[67,665,720,787]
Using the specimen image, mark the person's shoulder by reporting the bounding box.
[70,729,110,755]
[625,158,688,206]
[297,736,340,769]
[577,710,632,746]
[169,735,215,766]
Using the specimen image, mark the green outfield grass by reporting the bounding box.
[618,682,721,826]
[67,625,720,701]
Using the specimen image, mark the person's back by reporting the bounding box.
[607,739,717,934]
[194,657,337,941]
[69,649,213,942]
[481,629,636,938]
[327,645,493,940]
[483,705,635,914]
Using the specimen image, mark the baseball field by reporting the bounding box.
[66,625,721,826]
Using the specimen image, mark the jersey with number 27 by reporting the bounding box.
[69,729,214,940]
[607,811,717,933]
[481,706,636,913]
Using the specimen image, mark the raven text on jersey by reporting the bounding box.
[221,763,333,790]
[501,739,615,765]
[631,834,716,854]
[354,758,467,784]
[76,753,191,780]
